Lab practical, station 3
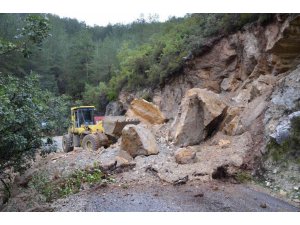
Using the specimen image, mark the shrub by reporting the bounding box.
[29,167,112,202]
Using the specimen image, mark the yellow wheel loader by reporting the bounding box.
[62,106,139,152]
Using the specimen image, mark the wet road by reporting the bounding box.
[55,181,299,212]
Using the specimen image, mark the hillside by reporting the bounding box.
[116,14,300,200]
[0,14,274,112]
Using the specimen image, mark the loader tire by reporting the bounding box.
[82,134,100,151]
[62,134,74,153]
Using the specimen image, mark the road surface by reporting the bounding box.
[53,181,299,212]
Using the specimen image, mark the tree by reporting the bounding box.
[0,14,50,200]
[0,75,44,194]
[0,73,73,198]
[0,14,50,57]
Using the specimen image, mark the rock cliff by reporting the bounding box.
[117,15,300,201]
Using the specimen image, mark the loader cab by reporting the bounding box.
[71,106,95,128]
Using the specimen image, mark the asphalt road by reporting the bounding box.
[54,181,299,212]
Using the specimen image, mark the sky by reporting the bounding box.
[1,0,300,27]
[0,0,191,26]
[55,12,187,27]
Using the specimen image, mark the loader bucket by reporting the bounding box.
[103,116,140,137]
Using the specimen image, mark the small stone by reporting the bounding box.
[265,181,271,187]
[292,199,300,203]
[212,185,219,191]
[279,190,287,196]
[194,193,204,197]
[260,203,267,208]
[218,139,231,148]
[175,147,197,164]
[272,169,278,174]
[173,175,189,186]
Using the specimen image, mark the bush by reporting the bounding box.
[0,73,72,180]
[0,74,45,175]
[41,93,72,136]
[234,171,252,183]
[29,167,112,202]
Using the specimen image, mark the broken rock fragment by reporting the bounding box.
[99,148,135,170]
[175,147,197,164]
[121,124,159,157]
[126,99,166,124]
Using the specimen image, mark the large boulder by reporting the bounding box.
[170,88,227,147]
[121,124,159,157]
[126,99,166,124]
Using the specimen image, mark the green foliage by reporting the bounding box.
[40,93,72,136]
[0,14,50,57]
[29,167,110,202]
[0,74,45,174]
[103,14,274,97]
[141,91,152,102]
[29,173,54,202]
[266,117,300,163]
[82,82,110,112]
[234,171,252,183]
[0,73,71,178]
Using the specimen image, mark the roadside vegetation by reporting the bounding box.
[29,166,113,202]
[0,15,71,202]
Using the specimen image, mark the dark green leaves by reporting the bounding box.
[0,74,71,175]
[0,14,50,58]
